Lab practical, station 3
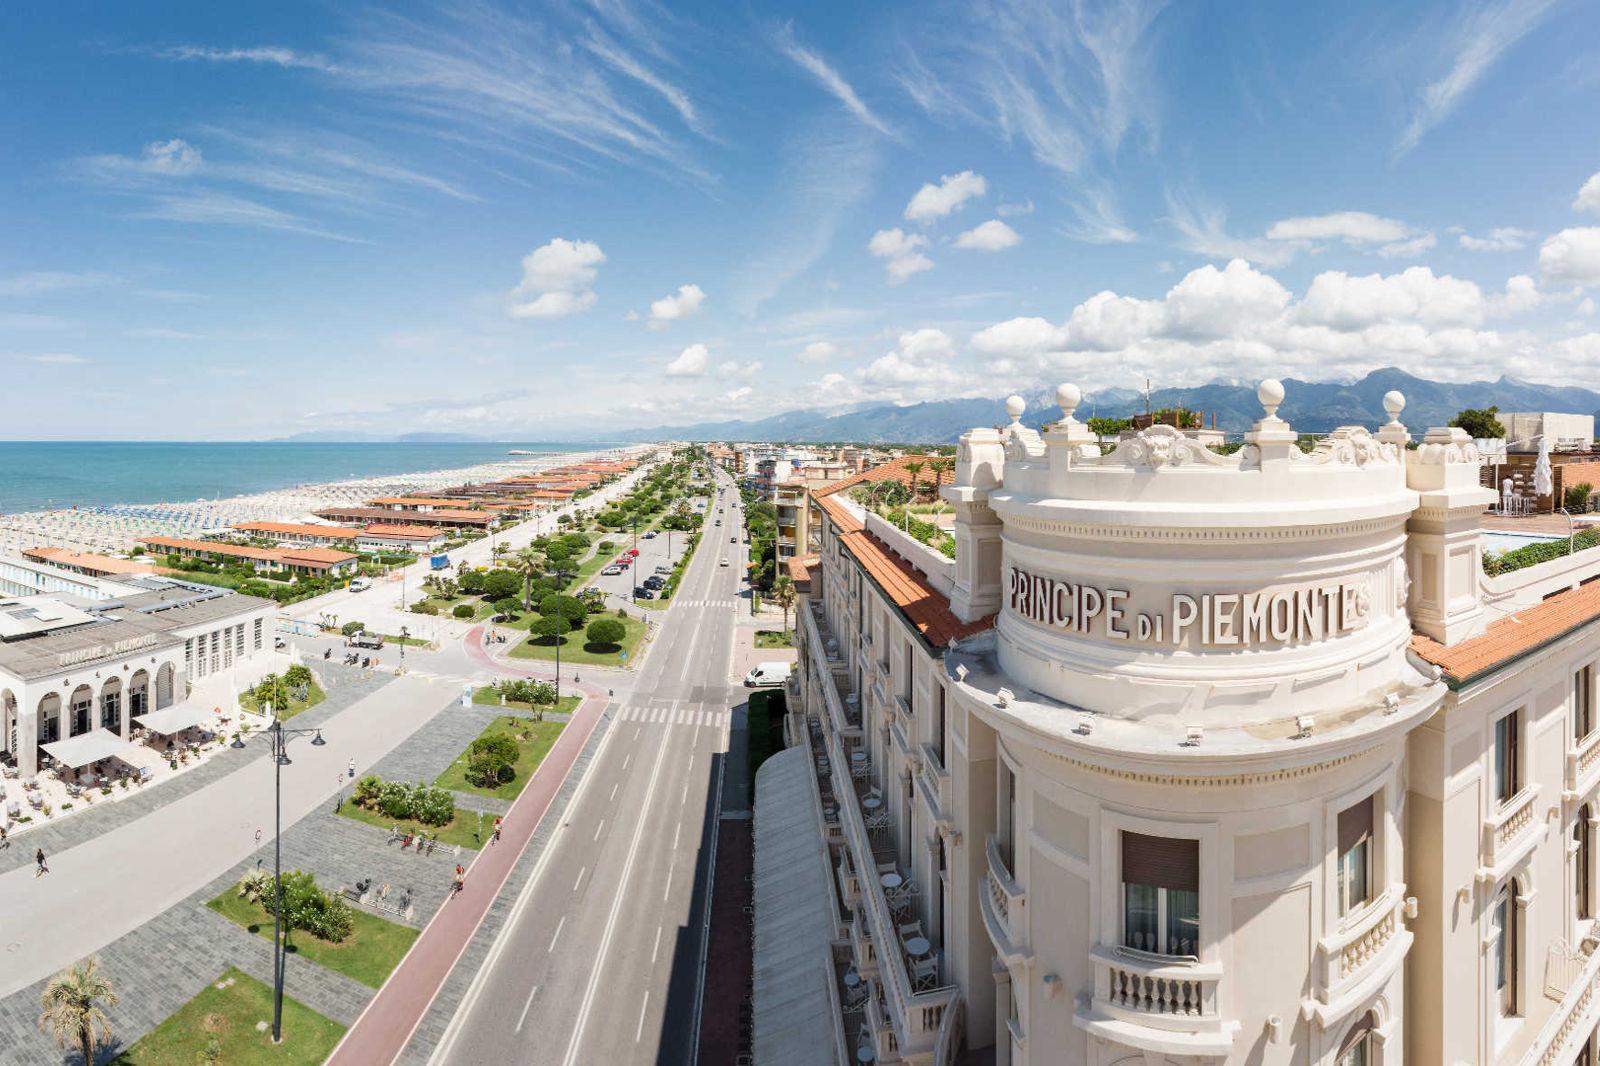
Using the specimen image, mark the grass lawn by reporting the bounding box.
[472,688,582,716]
[509,612,647,668]
[238,682,325,720]
[110,967,343,1066]
[434,715,568,802]
[754,629,794,648]
[207,891,419,989]
[335,799,487,850]
[414,595,495,621]
[382,632,432,647]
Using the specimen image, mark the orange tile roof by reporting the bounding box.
[141,536,278,561]
[23,546,155,575]
[279,547,359,565]
[816,493,992,648]
[360,524,444,539]
[813,454,945,501]
[1411,580,1600,685]
[234,521,359,540]
[369,496,475,507]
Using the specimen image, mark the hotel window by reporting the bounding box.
[1336,1015,1375,1066]
[254,618,263,651]
[932,684,947,763]
[1579,805,1594,922]
[235,625,245,657]
[1121,832,1200,958]
[1337,795,1375,916]
[1578,666,1595,743]
[185,638,194,673]
[1494,710,1521,806]
[1492,883,1520,1016]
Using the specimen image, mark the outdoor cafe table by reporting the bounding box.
[862,796,882,812]
[904,936,931,957]
[880,872,903,890]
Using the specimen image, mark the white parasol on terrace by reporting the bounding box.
[1535,435,1555,499]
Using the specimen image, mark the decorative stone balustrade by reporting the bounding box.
[1077,946,1235,1057]
[1480,786,1540,882]
[981,834,1029,965]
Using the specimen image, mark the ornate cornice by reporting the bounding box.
[998,513,1405,544]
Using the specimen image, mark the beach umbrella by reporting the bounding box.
[1536,435,1555,500]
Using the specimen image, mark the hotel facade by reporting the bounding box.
[763,382,1600,1066]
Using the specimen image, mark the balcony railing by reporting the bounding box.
[919,743,953,828]
[981,834,1030,965]
[1307,886,1412,1026]
[1568,730,1600,800]
[1480,786,1540,882]
[803,605,861,736]
[1519,938,1600,1066]
[1077,946,1235,1057]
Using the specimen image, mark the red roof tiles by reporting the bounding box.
[1411,579,1600,684]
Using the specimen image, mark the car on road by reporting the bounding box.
[719,558,729,567]
[730,536,736,542]
[744,661,791,687]
[643,530,657,539]
[346,631,385,649]
[348,577,372,592]
[714,520,721,526]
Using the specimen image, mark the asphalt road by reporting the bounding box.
[427,468,746,1065]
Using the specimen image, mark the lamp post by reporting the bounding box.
[231,712,325,1044]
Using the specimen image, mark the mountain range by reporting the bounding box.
[617,369,1600,444]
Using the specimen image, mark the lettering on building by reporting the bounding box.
[56,633,160,668]
[1007,567,1371,648]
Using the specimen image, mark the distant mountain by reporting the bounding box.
[618,368,1600,444]
[270,431,490,443]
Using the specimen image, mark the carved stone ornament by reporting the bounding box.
[1111,424,1235,469]
[1415,436,1482,465]
[1299,426,1401,467]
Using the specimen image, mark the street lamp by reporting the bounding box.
[231,711,326,1044]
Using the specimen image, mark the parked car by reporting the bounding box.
[643,576,665,589]
[633,586,656,599]
[602,564,625,576]
[715,520,722,526]
[643,530,658,539]
[626,548,640,558]
[744,661,792,687]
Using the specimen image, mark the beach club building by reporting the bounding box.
[313,505,494,530]
[355,523,449,553]
[139,536,359,578]
[0,581,276,780]
[762,381,1600,1066]
[231,521,362,550]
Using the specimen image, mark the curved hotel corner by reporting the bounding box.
[760,381,1600,1066]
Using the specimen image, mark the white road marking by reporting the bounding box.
[624,749,634,766]
[548,915,566,953]
[672,823,681,850]
[609,782,619,801]
[593,819,605,842]
[514,985,540,1033]
[559,735,672,1066]
[636,991,650,1043]
[664,858,675,901]
[651,924,663,965]
[573,866,586,892]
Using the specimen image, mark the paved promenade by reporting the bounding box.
[326,690,608,1065]
[0,671,448,999]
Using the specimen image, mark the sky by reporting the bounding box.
[2,0,1600,440]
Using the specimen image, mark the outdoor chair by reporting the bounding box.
[910,955,940,991]
[898,920,923,944]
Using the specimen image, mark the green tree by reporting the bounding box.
[510,547,548,611]
[39,958,117,1066]
[1450,406,1506,439]
[458,569,487,595]
[482,569,521,601]
[1087,416,1131,437]
[585,616,626,648]
[771,575,797,633]
[340,620,365,636]
[539,593,588,626]
[454,603,476,619]
[904,460,925,503]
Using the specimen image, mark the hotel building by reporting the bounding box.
[761,381,1600,1066]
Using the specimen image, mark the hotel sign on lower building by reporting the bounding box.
[1008,566,1372,648]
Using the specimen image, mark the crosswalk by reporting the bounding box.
[615,704,730,727]
[672,599,739,609]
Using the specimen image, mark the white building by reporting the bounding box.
[766,381,1600,1066]
[0,579,277,779]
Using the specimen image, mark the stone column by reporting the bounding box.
[945,427,1007,623]
[1406,427,1496,644]
[19,686,39,778]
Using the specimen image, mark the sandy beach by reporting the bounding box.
[0,447,628,556]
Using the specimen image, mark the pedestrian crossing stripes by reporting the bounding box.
[673,599,738,609]
[615,705,730,727]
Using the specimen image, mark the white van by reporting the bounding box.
[744,661,792,688]
[348,577,372,592]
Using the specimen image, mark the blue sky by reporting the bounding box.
[2,0,1599,439]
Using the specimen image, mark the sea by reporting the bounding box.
[0,441,621,513]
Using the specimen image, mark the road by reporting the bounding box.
[426,467,746,1065]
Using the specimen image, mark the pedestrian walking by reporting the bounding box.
[347,757,356,779]
[492,816,502,844]
[0,824,9,849]
[35,848,48,876]
[255,827,263,848]
[452,864,466,895]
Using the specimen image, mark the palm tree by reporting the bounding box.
[772,576,797,635]
[929,458,954,496]
[39,958,117,1066]
[904,461,925,505]
[511,548,548,612]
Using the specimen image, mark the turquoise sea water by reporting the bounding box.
[0,441,618,513]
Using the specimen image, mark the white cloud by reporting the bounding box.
[798,341,836,363]
[1577,173,1600,215]
[997,199,1035,217]
[1580,297,1597,317]
[1266,211,1411,245]
[0,271,122,297]
[508,238,605,319]
[1166,193,1298,267]
[646,283,706,328]
[717,359,764,378]
[1540,228,1600,288]
[21,352,88,365]
[666,342,709,376]
[1460,227,1534,251]
[126,327,207,340]
[1298,266,1484,329]
[776,26,892,137]
[868,228,934,284]
[970,316,1067,359]
[1398,0,1559,153]
[1490,274,1542,316]
[156,45,342,74]
[859,328,969,399]
[140,138,203,176]
[1378,233,1438,259]
[954,219,1021,251]
[724,385,754,403]
[904,171,986,222]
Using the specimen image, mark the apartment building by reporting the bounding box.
[765,382,1600,1066]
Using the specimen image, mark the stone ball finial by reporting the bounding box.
[1005,395,1026,423]
[1383,389,1406,423]
[1056,383,1081,419]
[1257,378,1284,420]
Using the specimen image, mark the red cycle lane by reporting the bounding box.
[325,689,607,1065]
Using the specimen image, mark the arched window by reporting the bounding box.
[1579,806,1594,922]
[1493,882,1521,1017]
[1336,1012,1375,1066]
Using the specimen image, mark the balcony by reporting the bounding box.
[1479,785,1541,883]
[980,834,1030,966]
[1567,729,1600,801]
[830,739,961,1059]
[803,604,861,737]
[1306,886,1413,1027]
[1076,946,1236,1058]
[1518,938,1600,1066]
[918,744,953,830]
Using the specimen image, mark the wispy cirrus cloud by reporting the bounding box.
[0,271,123,297]
[775,24,894,137]
[153,44,344,74]
[1396,0,1560,154]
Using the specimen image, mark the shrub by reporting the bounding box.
[340,621,365,637]
[377,780,414,820]
[411,784,454,826]
[1566,482,1595,514]
[471,732,520,765]
[284,664,312,688]
[452,603,475,619]
[269,869,354,943]
[353,774,381,808]
[411,602,439,615]
[369,777,455,825]
[586,617,626,646]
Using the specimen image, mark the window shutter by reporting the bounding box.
[1337,1013,1375,1055]
[1121,832,1198,892]
[1338,795,1375,856]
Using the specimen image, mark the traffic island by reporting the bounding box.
[109,967,344,1066]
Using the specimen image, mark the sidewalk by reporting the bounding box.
[325,691,609,1065]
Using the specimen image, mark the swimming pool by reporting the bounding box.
[1481,531,1564,554]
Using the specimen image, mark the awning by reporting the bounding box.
[134,702,217,735]
[41,730,135,769]
[752,746,843,1066]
